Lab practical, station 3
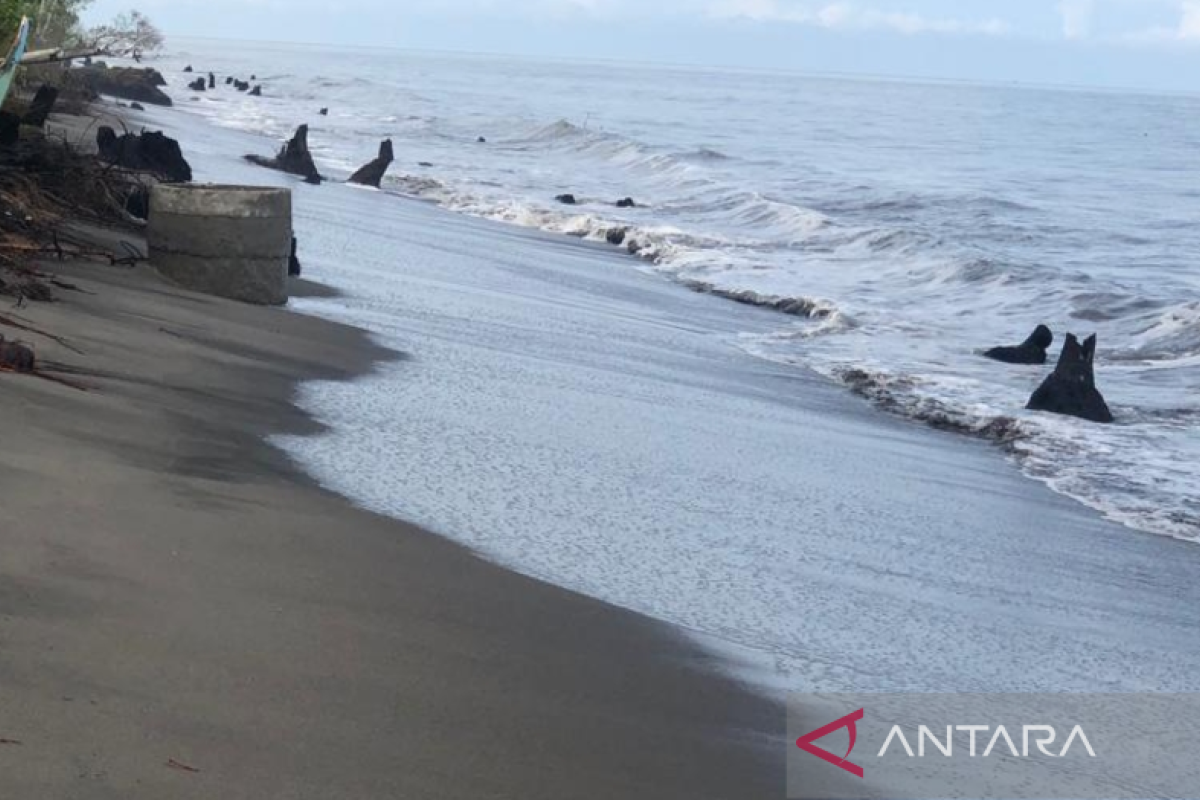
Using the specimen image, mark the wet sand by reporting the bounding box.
[0,250,779,798]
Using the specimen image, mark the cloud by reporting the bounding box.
[1117,0,1200,43]
[708,1,1011,36]
[1179,0,1200,38]
[1058,0,1095,39]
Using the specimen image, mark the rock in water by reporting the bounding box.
[244,124,323,184]
[605,228,627,246]
[985,324,1054,365]
[225,76,234,85]
[616,197,637,208]
[1027,334,1114,423]
[183,65,193,73]
[477,136,487,143]
[250,85,262,96]
[0,337,35,373]
[97,127,194,184]
[348,139,394,187]
[319,107,329,116]
[208,72,215,89]
[555,193,577,205]
[68,66,173,106]
[188,78,206,92]
[21,85,58,128]
[130,102,145,111]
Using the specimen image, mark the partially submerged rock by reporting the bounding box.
[249,85,262,97]
[208,72,216,89]
[616,197,637,208]
[348,139,394,188]
[183,65,193,73]
[1027,334,1114,423]
[69,66,173,106]
[985,324,1054,365]
[244,124,322,184]
[97,126,193,184]
[22,85,58,128]
[555,193,577,205]
[319,107,329,116]
[188,77,206,92]
[605,227,627,246]
[0,336,36,373]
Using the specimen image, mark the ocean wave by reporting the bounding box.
[674,147,732,162]
[1116,302,1200,361]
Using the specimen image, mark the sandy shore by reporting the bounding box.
[0,241,779,797]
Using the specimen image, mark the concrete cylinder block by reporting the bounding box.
[148,184,293,306]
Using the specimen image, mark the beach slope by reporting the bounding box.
[0,255,778,799]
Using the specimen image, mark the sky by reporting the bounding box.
[81,0,1200,91]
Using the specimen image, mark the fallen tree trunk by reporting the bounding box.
[348,139,394,188]
[244,124,322,184]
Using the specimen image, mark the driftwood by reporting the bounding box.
[348,139,393,188]
[985,325,1054,365]
[1027,334,1114,423]
[244,125,322,184]
[0,132,153,307]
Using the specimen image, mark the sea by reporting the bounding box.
[156,39,1200,541]
[117,39,1200,694]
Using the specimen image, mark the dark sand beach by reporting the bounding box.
[0,249,779,798]
[5,49,1200,799]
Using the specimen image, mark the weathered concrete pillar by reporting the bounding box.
[147,185,293,306]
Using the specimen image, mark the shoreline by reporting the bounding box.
[0,251,781,798]
[0,131,781,797]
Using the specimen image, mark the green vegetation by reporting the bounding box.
[0,1,94,50]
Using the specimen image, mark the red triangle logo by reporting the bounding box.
[796,708,865,778]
